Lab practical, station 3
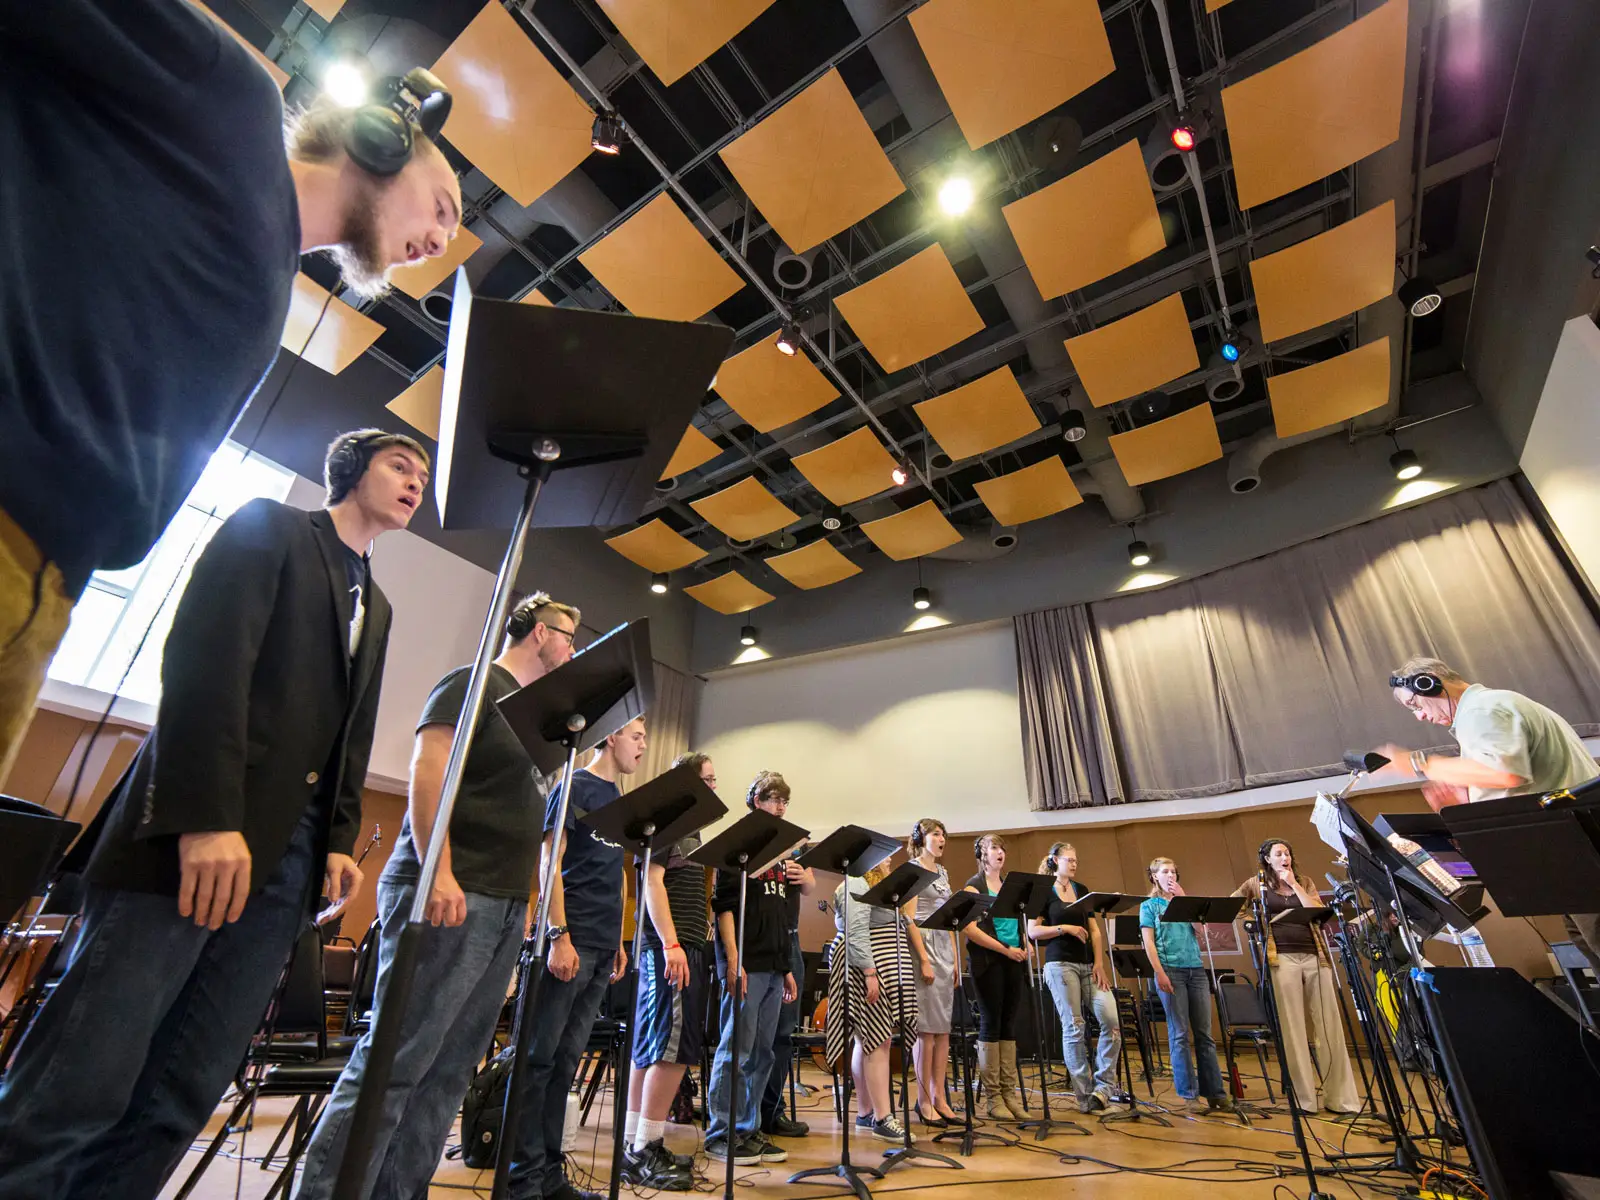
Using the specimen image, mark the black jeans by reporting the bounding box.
[970,951,1027,1041]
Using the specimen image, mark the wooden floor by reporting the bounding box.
[161,1061,1459,1200]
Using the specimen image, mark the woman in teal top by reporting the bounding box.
[962,834,1029,1120]
[1140,857,1229,1114]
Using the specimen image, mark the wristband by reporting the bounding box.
[666,942,681,950]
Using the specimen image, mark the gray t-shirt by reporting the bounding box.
[1450,684,1598,803]
[381,664,547,900]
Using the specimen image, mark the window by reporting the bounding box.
[47,442,296,704]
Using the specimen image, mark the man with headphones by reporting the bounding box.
[295,591,583,1199]
[0,428,429,1198]
[0,0,461,780]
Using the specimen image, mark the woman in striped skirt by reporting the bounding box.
[826,860,919,1143]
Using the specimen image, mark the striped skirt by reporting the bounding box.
[825,922,919,1067]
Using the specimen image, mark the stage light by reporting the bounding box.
[591,111,624,156]
[1219,328,1251,364]
[1170,121,1197,153]
[937,176,975,216]
[739,624,759,647]
[1398,275,1442,318]
[1390,449,1422,480]
[821,512,843,532]
[912,586,931,611]
[1062,409,1087,443]
[1128,539,1152,568]
[650,572,669,594]
[775,318,801,356]
[324,60,368,108]
[891,462,910,487]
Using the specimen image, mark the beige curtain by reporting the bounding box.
[1014,605,1126,809]
[621,660,702,792]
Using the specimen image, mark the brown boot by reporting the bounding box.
[997,1041,1028,1119]
[977,1041,1005,1120]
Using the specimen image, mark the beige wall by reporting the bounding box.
[1521,316,1600,593]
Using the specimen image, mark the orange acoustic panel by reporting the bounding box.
[790,426,900,507]
[596,0,776,85]
[1109,405,1222,485]
[908,0,1115,149]
[304,0,346,20]
[833,245,986,373]
[194,2,288,87]
[1205,0,1236,9]
[1004,140,1166,299]
[281,273,382,375]
[661,426,721,480]
[1268,338,1391,437]
[689,477,799,542]
[1064,293,1200,408]
[605,519,708,573]
[519,287,555,307]
[386,366,444,441]
[389,227,484,301]
[715,333,839,433]
[579,193,744,321]
[432,1,596,207]
[860,501,963,561]
[913,368,1040,461]
[972,457,1083,525]
[1250,202,1397,343]
[684,571,774,615]
[1222,0,1408,209]
[718,70,905,253]
[765,539,861,590]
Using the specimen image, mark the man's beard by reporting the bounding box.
[328,173,393,302]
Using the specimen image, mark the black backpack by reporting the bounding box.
[459,1046,513,1170]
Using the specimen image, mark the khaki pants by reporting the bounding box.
[1271,951,1359,1113]
[0,508,74,784]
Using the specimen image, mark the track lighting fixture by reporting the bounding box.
[1397,275,1442,318]
[590,111,623,156]
[1062,408,1087,443]
[1169,115,1198,152]
[650,572,669,594]
[775,315,803,356]
[1219,329,1251,364]
[891,462,910,487]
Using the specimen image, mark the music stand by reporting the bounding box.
[919,892,1017,1155]
[1102,945,1170,1127]
[850,864,961,1175]
[690,811,809,1200]
[328,272,727,1200]
[787,826,899,1200]
[1057,893,1151,1123]
[581,763,727,1199]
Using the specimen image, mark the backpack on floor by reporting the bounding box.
[460,1047,513,1170]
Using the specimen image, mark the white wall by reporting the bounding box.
[1521,317,1600,591]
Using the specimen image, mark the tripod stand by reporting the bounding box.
[1100,945,1171,1127]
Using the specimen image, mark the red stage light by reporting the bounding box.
[1170,124,1197,152]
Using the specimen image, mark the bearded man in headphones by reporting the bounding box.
[0,428,427,1199]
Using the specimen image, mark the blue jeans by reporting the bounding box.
[1157,965,1224,1100]
[1043,961,1120,1099]
[0,807,320,1200]
[706,967,784,1143]
[760,930,804,1126]
[295,881,524,1200]
[507,944,612,1199]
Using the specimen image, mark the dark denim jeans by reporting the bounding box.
[295,881,524,1200]
[706,967,784,1143]
[760,929,805,1126]
[1157,965,1224,1100]
[0,807,320,1200]
[506,945,612,1199]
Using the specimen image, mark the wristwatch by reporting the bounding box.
[546,924,569,943]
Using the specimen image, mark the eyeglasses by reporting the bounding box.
[545,625,578,646]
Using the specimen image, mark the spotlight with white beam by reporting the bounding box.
[912,586,931,611]
[739,624,759,647]
[323,60,369,108]
[650,572,669,594]
[775,316,802,357]
[590,111,623,156]
[1128,539,1152,568]
[937,176,975,216]
[1390,449,1422,480]
[891,462,910,487]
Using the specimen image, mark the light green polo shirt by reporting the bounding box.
[1450,684,1598,803]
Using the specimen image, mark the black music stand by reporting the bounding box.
[690,811,809,1200]
[850,864,961,1175]
[582,764,727,1199]
[919,892,1017,1155]
[329,271,727,1200]
[1103,946,1170,1127]
[0,808,80,926]
[787,826,899,1200]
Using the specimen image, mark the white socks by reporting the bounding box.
[634,1117,666,1151]
[624,1110,639,1142]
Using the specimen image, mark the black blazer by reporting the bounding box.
[86,501,391,897]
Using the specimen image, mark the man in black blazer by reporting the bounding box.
[0,428,429,1200]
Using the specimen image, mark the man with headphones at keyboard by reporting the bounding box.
[0,0,461,780]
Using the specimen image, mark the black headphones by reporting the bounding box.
[506,592,552,641]
[1389,671,1443,696]
[325,430,393,502]
[346,68,453,177]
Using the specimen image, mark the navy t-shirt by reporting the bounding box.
[546,769,624,951]
[0,0,299,592]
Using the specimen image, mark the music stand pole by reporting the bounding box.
[1100,947,1171,1128]
[607,829,653,1199]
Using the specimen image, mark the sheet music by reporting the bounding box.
[1311,792,1347,855]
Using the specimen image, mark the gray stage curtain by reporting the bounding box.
[621,660,702,793]
[1014,605,1126,809]
[1092,478,1600,801]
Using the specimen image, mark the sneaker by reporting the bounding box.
[752,1132,788,1163]
[854,1114,875,1132]
[622,1140,692,1191]
[705,1135,761,1166]
[545,1181,603,1200]
[1088,1091,1110,1112]
[763,1112,810,1138]
[1184,1096,1209,1115]
[871,1115,913,1143]
[1207,1094,1235,1112]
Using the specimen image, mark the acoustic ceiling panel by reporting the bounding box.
[1003,140,1166,298]
[386,365,444,441]
[1205,0,1236,9]
[389,227,484,301]
[972,456,1083,525]
[660,425,721,480]
[765,539,862,590]
[519,288,555,307]
[860,501,963,561]
[714,331,839,432]
[432,1,596,207]
[718,69,906,253]
[689,476,799,541]
[833,245,986,373]
[684,570,774,615]
[578,193,744,321]
[908,0,1115,149]
[913,367,1041,461]
[595,0,776,85]
[195,2,288,87]
[281,273,382,375]
[1221,0,1409,209]
[1108,404,1223,485]
[1064,293,1200,408]
[604,519,708,573]
[1250,201,1397,343]
[790,426,900,507]
[1268,337,1391,437]
[304,0,345,18]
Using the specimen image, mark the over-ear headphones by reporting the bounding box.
[345,68,453,177]
[325,429,393,503]
[506,591,552,641]
[1389,671,1443,696]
